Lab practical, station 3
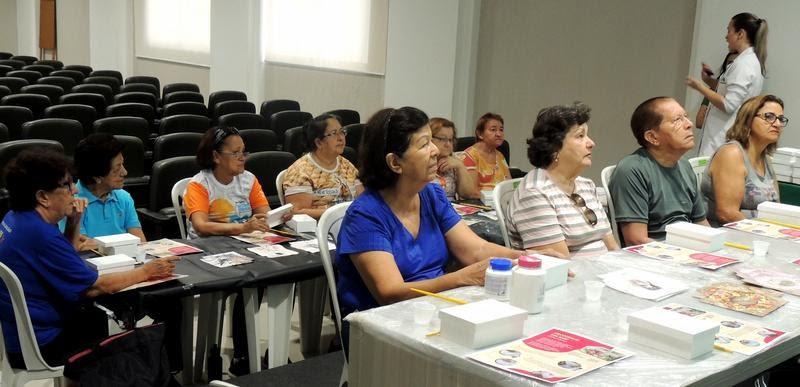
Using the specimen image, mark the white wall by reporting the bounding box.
[88,0,133,77]
[57,0,91,66]
[0,0,18,53]
[15,0,38,56]
[685,0,800,149]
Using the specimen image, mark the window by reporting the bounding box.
[261,0,388,75]
[134,0,211,66]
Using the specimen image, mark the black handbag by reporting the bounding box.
[64,323,177,387]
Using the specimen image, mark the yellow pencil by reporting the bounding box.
[714,344,732,353]
[724,242,751,251]
[409,288,468,305]
[758,218,800,230]
[426,330,441,337]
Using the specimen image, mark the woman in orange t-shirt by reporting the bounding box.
[460,112,511,192]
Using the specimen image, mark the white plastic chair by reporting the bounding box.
[276,169,287,205]
[492,178,523,248]
[688,156,710,191]
[601,165,619,245]
[316,202,351,387]
[0,262,65,387]
[171,177,192,239]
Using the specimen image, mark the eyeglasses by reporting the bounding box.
[432,136,454,144]
[322,128,348,138]
[756,112,789,127]
[57,179,75,191]
[217,150,249,159]
[570,193,598,226]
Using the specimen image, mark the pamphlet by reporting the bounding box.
[140,239,202,258]
[201,252,254,268]
[736,267,800,296]
[694,282,786,317]
[661,303,786,355]
[724,219,800,242]
[468,328,632,383]
[231,231,295,245]
[289,239,335,253]
[624,241,739,270]
[452,203,481,216]
[120,274,188,292]
[599,268,688,301]
[247,244,298,258]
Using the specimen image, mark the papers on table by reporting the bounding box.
[452,203,482,216]
[661,303,786,355]
[120,274,188,292]
[736,267,800,296]
[724,219,800,242]
[201,252,253,268]
[599,268,688,301]
[231,231,295,245]
[468,328,632,384]
[624,241,739,270]
[694,282,786,317]
[477,210,498,221]
[247,244,298,258]
[289,239,335,253]
[140,239,202,258]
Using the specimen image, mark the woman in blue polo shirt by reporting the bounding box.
[73,133,145,241]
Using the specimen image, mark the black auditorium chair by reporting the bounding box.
[0,123,8,143]
[44,104,98,138]
[23,64,54,77]
[89,70,123,84]
[324,109,360,126]
[0,65,12,77]
[343,145,358,167]
[245,151,296,208]
[72,83,114,104]
[0,106,34,140]
[212,100,255,121]
[270,110,312,144]
[114,135,150,205]
[218,113,267,131]
[0,60,24,70]
[21,118,82,156]
[455,136,476,152]
[0,77,29,93]
[162,91,204,105]
[94,117,152,154]
[124,76,160,98]
[59,93,107,118]
[162,101,207,118]
[37,75,76,92]
[34,60,63,70]
[20,84,63,104]
[63,64,93,78]
[343,123,365,152]
[208,90,246,118]
[106,103,157,131]
[162,82,200,98]
[114,92,157,109]
[6,70,41,84]
[282,126,306,158]
[0,139,64,189]
[153,132,203,162]
[1,94,51,118]
[158,114,210,135]
[82,76,119,96]
[136,156,200,238]
[50,70,84,84]
[239,129,278,153]
[0,86,9,100]
[10,56,37,66]
[259,99,300,129]
[0,52,12,60]
[120,83,159,98]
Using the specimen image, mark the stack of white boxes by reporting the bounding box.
[439,299,527,349]
[628,306,719,359]
[523,254,570,290]
[95,233,140,257]
[86,254,137,275]
[665,222,727,252]
[757,201,800,224]
[773,147,800,184]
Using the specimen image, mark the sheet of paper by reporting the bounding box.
[694,282,786,317]
[600,268,688,301]
[724,219,800,242]
[140,239,202,258]
[231,231,295,245]
[120,274,188,292]
[624,241,739,270]
[288,239,335,253]
[736,267,800,296]
[660,303,787,355]
[468,328,632,384]
[247,244,298,258]
[201,252,254,268]
[452,203,482,216]
[478,210,498,221]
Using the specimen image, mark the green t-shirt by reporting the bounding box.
[609,147,706,243]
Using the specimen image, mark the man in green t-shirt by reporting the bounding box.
[609,97,709,246]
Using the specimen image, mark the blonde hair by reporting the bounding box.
[429,117,456,137]
[725,94,783,155]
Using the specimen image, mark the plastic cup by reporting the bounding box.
[617,307,636,329]
[584,281,604,302]
[413,301,437,325]
[752,241,769,257]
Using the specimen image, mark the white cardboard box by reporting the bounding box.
[524,254,569,290]
[287,214,317,233]
[480,190,494,207]
[94,233,140,257]
[773,147,800,165]
[757,202,800,224]
[665,222,726,252]
[86,254,136,275]
[439,299,527,349]
[628,306,719,359]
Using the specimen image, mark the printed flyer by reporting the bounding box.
[694,282,786,317]
[452,203,482,216]
[661,303,786,355]
[231,231,295,245]
[468,328,632,383]
[140,238,202,258]
[736,267,800,296]
[624,241,739,270]
[201,252,254,268]
[599,268,688,301]
[724,219,800,241]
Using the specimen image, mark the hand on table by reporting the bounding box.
[455,259,490,287]
[143,256,180,280]
[242,214,270,233]
[77,235,98,251]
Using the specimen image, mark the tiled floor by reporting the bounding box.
[4,295,336,386]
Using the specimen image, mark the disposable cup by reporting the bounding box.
[413,301,437,325]
[617,307,636,329]
[752,241,770,257]
[584,281,604,302]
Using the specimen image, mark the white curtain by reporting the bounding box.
[261,0,387,75]
[134,0,211,66]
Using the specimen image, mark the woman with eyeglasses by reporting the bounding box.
[461,112,511,192]
[507,103,617,259]
[701,94,784,226]
[282,114,363,219]
[429,117,479,200]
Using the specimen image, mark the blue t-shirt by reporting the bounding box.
[0,211,99,353]
[336,184,461,316]
[75,181,142,237]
